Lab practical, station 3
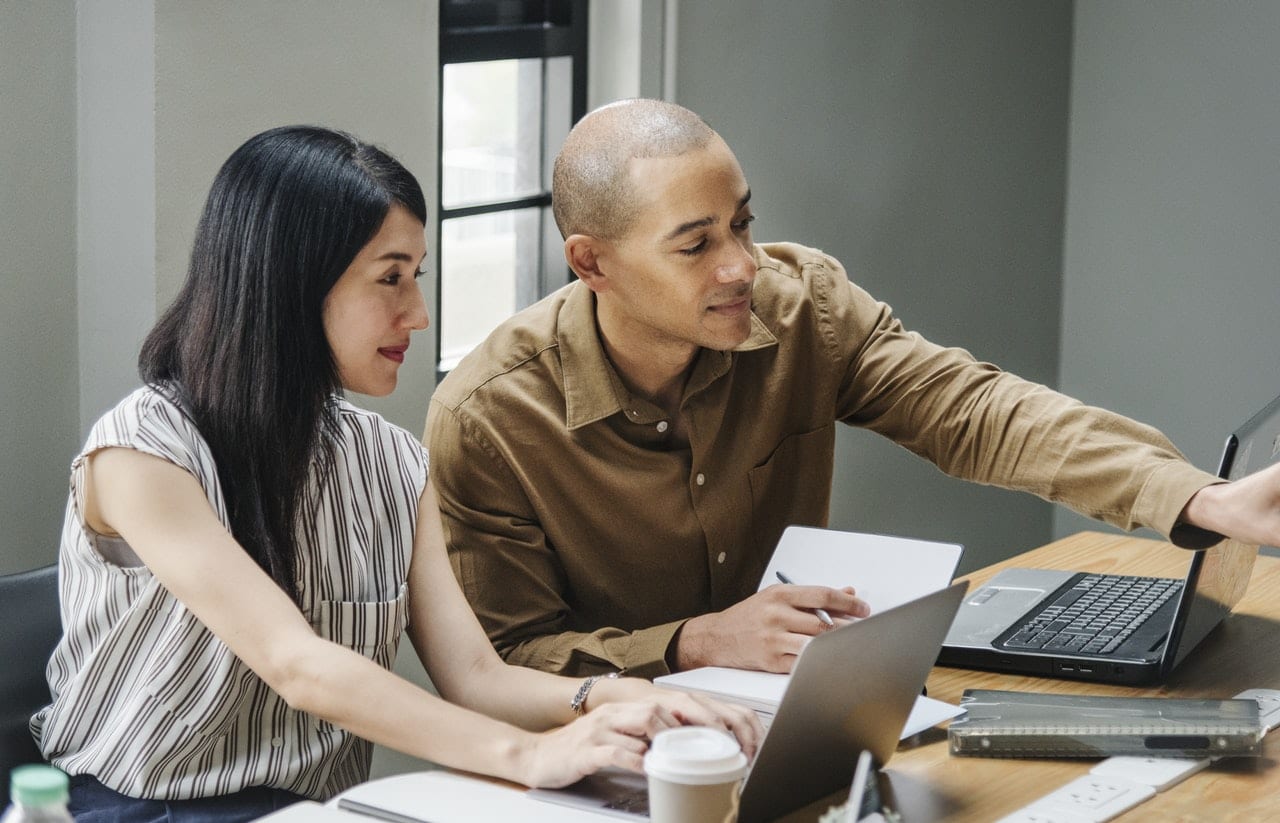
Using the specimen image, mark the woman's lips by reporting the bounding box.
[378,346,407,364]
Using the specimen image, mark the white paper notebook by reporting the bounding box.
[759,526,963,613]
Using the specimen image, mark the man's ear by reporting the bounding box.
[564,234,610,293]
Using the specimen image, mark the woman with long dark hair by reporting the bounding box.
[31,126,759,821]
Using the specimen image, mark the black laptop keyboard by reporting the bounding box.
[1000,574,1183,656]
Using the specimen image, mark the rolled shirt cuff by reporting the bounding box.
[1131,460,1227,549]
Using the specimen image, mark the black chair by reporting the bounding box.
[0,564,61,800]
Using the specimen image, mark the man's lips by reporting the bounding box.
[708,295,751,315]
[378,345,408,364]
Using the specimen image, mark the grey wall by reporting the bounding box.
[1,1,79,576]
[150,0,440,433]
[675,1,1074,572]
[78,0,157,436]
[1055,1,1280,540]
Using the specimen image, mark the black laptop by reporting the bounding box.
[938,392,1280,685]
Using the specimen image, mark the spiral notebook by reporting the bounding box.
[948,688,1263,759]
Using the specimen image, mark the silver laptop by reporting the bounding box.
[533,582,967,823]
[938,392,1280,685]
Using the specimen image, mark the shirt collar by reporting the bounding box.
[557,276,779,432]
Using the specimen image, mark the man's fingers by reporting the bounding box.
[778,583,870,619]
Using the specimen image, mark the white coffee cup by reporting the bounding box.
[643,727,749,823]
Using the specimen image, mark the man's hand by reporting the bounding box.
[1181,460,1280,548]
[671,584,870,672]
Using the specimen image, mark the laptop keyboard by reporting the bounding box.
[1000,574,1183,656]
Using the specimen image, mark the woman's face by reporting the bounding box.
[322,204,429,397]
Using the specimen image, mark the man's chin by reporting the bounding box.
[701,323,753,352]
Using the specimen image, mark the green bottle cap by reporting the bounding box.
[9,765,69,807]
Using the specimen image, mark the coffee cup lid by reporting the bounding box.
[643,727,749,785]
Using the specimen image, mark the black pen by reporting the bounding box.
[775,570,835,626]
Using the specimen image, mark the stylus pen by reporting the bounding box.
[775,570,836,626]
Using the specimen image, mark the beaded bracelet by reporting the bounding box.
[570,672,619,716]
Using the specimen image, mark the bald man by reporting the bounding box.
[425,99,1280,679]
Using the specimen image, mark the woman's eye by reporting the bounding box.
[382,273,402,286]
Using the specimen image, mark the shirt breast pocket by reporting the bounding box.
[308,584,411,735]
[311,583,410,667]
[747,424,836,561]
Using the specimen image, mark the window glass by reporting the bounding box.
[442,59,546,210]
[438,207,542,370]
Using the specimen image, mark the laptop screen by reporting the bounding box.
[1168,392,1280,672]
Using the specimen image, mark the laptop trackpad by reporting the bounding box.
[945,569,1074,645]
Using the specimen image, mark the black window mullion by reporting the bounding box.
[441,26,578,64]
[441,193,552,222]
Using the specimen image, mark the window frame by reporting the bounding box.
[435,0,590,381]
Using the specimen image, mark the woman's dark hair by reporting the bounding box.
[140,126,427,601]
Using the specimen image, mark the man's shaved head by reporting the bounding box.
[552,99,717,240]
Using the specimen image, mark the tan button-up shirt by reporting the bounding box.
[425,242,1220,678]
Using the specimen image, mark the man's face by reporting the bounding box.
[594,136,757,355]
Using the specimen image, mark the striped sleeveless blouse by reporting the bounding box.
[31,386,428,801]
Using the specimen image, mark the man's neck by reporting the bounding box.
[595,314,696,416]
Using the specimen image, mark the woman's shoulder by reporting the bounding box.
[90,384,187,433]
[82,384,207,465]
[330,397,429,470]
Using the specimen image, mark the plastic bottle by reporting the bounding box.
[1,765,74,822]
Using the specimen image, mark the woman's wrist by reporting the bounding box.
[579,673,652,712]
[499,726,542,787]
[570,672,620,715]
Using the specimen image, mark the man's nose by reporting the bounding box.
[714,241,755,284]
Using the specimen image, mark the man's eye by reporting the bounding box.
[733,214,757,232]
[679,239,708,256]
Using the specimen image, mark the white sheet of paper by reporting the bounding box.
[901,694,965,738]
[759,526,963,615]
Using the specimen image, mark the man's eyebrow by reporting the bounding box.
[662,189,753,242]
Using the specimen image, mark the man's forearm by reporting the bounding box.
[499,620,688,680]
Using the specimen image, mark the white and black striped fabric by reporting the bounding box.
[31,386,428,801]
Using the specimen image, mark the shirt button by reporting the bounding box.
[695,473,706,486]
[271,737,284,748]
[717,552,726,564]
[656,421,669,433]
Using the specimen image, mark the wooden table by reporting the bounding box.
[791,531,1280,822]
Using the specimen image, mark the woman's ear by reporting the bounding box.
[564,234,610,293]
